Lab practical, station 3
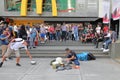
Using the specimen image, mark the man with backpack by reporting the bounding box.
[0,38,33,67]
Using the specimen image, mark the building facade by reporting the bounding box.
[0,0,99,22]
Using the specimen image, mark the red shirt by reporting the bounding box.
[49,27,54,33]
[103,26,109,33]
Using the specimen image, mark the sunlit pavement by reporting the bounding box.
[0,58,120,80]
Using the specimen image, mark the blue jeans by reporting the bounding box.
[104,39,112,49]
[49,33,54,40]
[74,32,79,41]
[56,31,61,41]
[29,37,36,47]
[73,60,80,66]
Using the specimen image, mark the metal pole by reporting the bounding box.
[115,19,120,42]
[119,19,120,40]
[109,0,111,29]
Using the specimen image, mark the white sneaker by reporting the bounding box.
[41,41,45,43]
[6,58,9,61]
[103,43,106,45]
[103,49,109,52]
[101,48,104,50]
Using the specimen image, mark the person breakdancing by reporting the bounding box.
[65,48,80,69]
[0,38,33,67]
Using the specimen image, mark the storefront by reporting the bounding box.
[5,0,76,16]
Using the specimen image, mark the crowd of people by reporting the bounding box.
[0,20,118,55]
[0,16,118,69]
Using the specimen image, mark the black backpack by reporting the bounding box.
[87,53,96,60]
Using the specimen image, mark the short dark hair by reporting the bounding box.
[65,48,70,51]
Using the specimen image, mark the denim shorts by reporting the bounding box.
[73,60,80,66]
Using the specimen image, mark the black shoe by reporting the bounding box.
[33,47,36,48]
[0,62,3,67]
[9,57,13,60]
[16,63,21,66]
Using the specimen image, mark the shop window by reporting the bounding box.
[5,0,76,12]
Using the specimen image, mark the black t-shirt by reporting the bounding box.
[67,51,78,61]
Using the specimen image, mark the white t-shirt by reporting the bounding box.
[14,25,18,32]
[105,33,111,38]
[10,42,27,50]
[96,26,101,34]
[27,30,30,37]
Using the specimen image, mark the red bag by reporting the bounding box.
[35,37,38,46]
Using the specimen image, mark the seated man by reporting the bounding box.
[103,29,117,52]
[0,38,33,67]
[65,48,80,69]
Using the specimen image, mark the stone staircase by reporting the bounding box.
[0,40,110,58]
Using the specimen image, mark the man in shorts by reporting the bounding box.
[65,48,80,69]
[0,38,33,67]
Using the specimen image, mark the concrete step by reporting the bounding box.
[0,41,108,58]
[39,41,94,46]
[28,46,98,50]
[8,46,109,58]
[0,51,109,58]
[0,47,109,58]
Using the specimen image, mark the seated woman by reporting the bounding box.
[80,34,86,43]
[86,32,92,43]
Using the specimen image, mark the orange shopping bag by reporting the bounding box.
[35,37,38,46]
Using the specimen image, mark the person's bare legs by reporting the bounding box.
[0,47,12,67]
[0,56,8,67]
[16,57,20,64]
[2,56,7,62]
[72,65,80,69]
[16,57,21,66]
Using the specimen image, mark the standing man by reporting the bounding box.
[40,25,46,43]
[49,25,55,41]
[29,25,38,49]
[0,38,33,67]
[13,23,18,38]
[73,24,79,41]
[0,31,10,57]
[65,48,80,69]
[55,24,61,41]
[61,23,67,41]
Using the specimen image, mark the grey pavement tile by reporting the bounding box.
[80,58,120,80]
[0,58,120,80]
[0,74,22,80]
[21,75,81,80]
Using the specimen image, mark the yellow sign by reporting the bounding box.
[20,0,28,16]
[13,19,44,26]
[20,0,57,16]
[36,0,43,14]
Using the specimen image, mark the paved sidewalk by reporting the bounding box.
[0,58,120,80]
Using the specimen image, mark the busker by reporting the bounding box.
[0,38,33,67]
[65,48,80,69]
